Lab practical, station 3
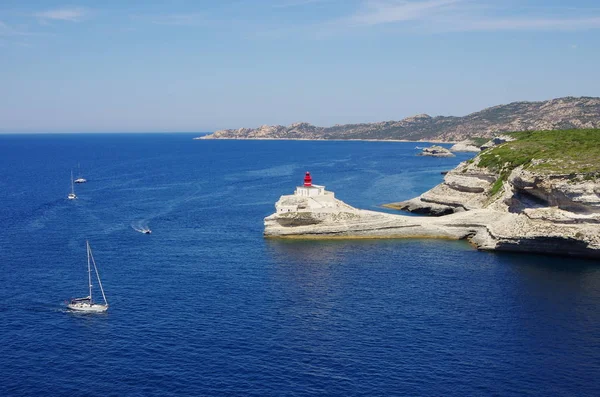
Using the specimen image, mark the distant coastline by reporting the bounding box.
[199,96,600,142]
[194,136,457,144]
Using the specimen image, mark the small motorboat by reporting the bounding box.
[142,229,152,234]
[74,164,87,183]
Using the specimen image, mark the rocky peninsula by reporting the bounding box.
[265,129,600,259]
[201,96,600,142]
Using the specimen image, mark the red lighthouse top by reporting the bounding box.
[303,172,312,187]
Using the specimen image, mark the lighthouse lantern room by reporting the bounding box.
[295,172,326,197]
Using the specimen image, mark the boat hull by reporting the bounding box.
[67,302,108,313]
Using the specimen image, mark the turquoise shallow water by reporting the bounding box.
[0,133,599,396]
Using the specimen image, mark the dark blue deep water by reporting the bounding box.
[1,133,599,396]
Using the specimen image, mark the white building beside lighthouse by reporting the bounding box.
[275,172,355,214]
[294,171,330,197]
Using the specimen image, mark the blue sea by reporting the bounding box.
[1,133,599,396]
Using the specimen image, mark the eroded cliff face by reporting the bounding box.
[386,160,600,213]
[508,170,600,213]
[383,159,600,257]
[386,161,497,215]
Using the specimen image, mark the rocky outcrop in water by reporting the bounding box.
[418,145,455,157]
[200,96,600,142]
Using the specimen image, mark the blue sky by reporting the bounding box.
[1,0,599,132]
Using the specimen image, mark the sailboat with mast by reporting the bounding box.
[68,170,77,200]
[67,241,109,313]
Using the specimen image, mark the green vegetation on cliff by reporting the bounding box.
[478,129,600,196]
[478,129,600,175]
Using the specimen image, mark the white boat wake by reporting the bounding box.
[131,221,152,234]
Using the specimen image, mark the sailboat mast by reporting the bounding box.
[71,170,75,195]
[87,241,93,303]
[89,245,108,305]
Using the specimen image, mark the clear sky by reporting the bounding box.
[1,0,599,133]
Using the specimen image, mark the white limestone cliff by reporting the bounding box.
[265,169,600,258]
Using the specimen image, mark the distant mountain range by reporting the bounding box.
[200,96,600,142]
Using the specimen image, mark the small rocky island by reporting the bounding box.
[418,145,455,157]
[265,129,600,258]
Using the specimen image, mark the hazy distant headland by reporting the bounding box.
[199,96,600,142]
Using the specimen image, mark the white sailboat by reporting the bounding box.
[67,241,109,313]
[74,163,87,183]
[68,170,77,200]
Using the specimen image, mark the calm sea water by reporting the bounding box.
[0,133,599,396]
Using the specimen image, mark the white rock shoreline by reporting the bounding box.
[264,165,600,259]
